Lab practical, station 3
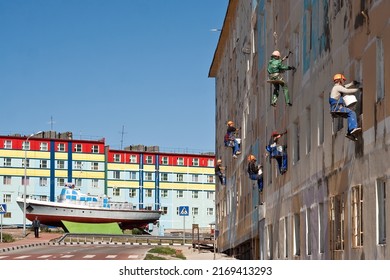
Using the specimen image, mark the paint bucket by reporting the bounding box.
[343,95,357,107]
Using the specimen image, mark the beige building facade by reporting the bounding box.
[209,0,390,259]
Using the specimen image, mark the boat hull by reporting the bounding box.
[16,198,161,230]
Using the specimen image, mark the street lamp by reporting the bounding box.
[23,131,43,237]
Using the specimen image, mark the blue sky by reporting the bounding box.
[0,0,228,153]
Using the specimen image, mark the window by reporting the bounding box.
[4,158,11,167]
[22,141,30,150]
[306,208,312,256]
[113,171,120,179]
[113,188,120,196]
[91,145,99,153]
[57,178,65,187]
[114,154,121,162]
[192,191,199,198]
[22,159,29,168]
[3,176,11,185]
[161,156,169,165]
[161,206,168,215]
[351,185,364,248]
[3,194,11,203]
[129,171,137,180]
[57,160,65,169]
[91,162,99,170]
[40,142,48,151]
[177,190,184,198]
[330,195,345,251]
[306,107,311,154]
[177,174,184,182]
[284,217,289,258]
[192,174,199,182]
[207,208,214,215]
[207,175,215,183]
[376,37,384,101]
[318,94,324,145]
[177,157,184,165]
[207,159,214,167]
[39,177,47,187]
[40,160,48,168]
[161,190,168,198]
[206,191,214,200]
[4,140,12,149]
[74,144,82,152]
[267,224,273,259]
[146,156,153,164]
[57,143,65,152]
[22,176,30,186]
[145,172,153,181]
[318,202,325,253]
[192,158,199,166]
[161,173,168,181]
[92,179,99,188]
[74,161,82,170]
[293,213,300,256]
[377,178,386,245]
[293,120,300,163]
[192,207,199,216]
[129,189,137,198]
[145,189,152,197]
[75,178,82,187]
[293,27,300,67]
[130,155,137,163]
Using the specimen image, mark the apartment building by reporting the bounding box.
[0,132,216,234]
[209,0,389,259]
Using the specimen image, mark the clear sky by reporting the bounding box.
[0,0,228,153]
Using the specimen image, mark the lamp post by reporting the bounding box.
[23,131,43,237]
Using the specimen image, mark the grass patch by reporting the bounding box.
[0,233,15,243]
[145,246,186,260]
[144,254,167,260]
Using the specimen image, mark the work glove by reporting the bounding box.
[288,66,296,71]
[353,80,360,86]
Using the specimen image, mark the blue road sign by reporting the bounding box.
[0,204,6,214]
[179,206,189,216]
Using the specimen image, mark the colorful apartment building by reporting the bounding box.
[0,132,216,235]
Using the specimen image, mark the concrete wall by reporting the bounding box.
[210,0,390,260]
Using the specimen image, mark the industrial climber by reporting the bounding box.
[267,50,295,107]
[329,73,362,141]
[224,121,241,159]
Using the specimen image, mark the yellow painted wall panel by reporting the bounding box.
[72,154,105,161]
[107,163,139,171]
[0,150,50,159]
[107,180,140,188]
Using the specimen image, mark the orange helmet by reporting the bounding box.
[333,73,346,82]
[272,131,279,137]
[272,50,281,57]
[248,154,256,161]
[227,121,234,126]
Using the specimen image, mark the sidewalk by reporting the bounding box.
[0,228,62,253]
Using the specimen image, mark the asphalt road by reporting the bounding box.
[0,244,154,260]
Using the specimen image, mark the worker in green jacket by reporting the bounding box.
[267,50,295,107]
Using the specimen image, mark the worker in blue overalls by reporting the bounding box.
[329,73,361,140]
[266,131,287,175]
[247,155,264,192]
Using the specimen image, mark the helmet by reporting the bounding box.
[333,73,346,82]
[272,50,281,57]
[227,121,234,126]
[217,159,222,164]
[248,154,256,161]
[272,131,279,137]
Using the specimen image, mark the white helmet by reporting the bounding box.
[272,50,281,57]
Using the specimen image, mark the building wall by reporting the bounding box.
[0,133,216,235]
[210,0,390,260]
